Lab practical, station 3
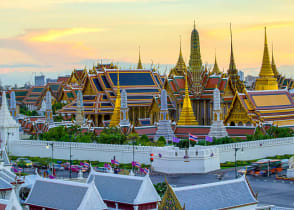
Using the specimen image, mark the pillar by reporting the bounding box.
[95,114,98,126]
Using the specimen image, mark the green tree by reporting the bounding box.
[156,136,166,146]
[153,182,167,198]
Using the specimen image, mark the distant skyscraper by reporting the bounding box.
[35,75,45,86]
[238,71,244,81]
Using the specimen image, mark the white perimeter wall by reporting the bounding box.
[215,137,294,163]
[9,137,294,164]
[9,140,154,164]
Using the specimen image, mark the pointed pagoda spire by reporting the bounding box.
[228,23,237,74]
[175,36,187,73]
[137,46,143,69]
[255,27,278,90]
[271,43,279,78]
[189,21,203,86]
[212,50,221,74]
[177,68,198,125]
[259,27,274,78]
[109,69,121,127]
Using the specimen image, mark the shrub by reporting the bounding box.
[156,136,166,146]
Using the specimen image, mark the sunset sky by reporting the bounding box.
[1,0,294,85]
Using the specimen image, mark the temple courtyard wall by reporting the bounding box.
[8,137,294,173]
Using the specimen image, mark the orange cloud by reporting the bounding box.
[28,28,104,42]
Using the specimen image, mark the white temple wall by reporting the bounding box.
[215,137,294,163]
[9,137,294,166]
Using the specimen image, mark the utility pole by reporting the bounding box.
[69,143,72,179]
[234,147,239,178]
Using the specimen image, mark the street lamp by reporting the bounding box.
[234,147,243,178]
[46,143,54,175]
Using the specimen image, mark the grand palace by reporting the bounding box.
[4,23,294,139]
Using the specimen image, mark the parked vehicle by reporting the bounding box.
[281,159,289,169]
[61,162,70,170]
[70,165,80,173]
[53,164,64,171]
[16,158,33,168]
[94,167,111,173]
[33,162,47,169]
[237,166,255,175]
[81,166,90,173]
[249,159,282,176]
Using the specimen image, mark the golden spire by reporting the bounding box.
[271,43,279,78]
[255,27,278,90]
[258,27,274,78]
[175,36,187,74]
[228,23,237,73]
[212,50,221,74]
[137,46,143,69]
[109,69,121,127]
[177,68,198,125]
[169,36,187,77]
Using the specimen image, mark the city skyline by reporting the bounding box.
[1,0,294,85]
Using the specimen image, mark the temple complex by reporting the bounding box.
[5,23,294,140]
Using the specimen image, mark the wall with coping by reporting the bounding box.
[214,137,294,162]
[9,137,294,166]
[151,146,220,174]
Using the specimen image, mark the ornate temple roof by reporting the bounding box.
[23,86,45,106]
[58,69,164,115]
[87,171,160,205]
[225,89,294,126]
[172,176,257,210]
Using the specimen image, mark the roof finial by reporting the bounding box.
[179,35,182,56]
[194,20,196,30]
[137,46,143,69]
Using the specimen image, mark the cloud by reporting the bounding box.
[0,64,52,69]
[0,27,103,78]
[27,28,104,42]
[1,0,175,9]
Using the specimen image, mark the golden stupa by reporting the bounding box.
[255,27,278,91]
[177,68,198,126]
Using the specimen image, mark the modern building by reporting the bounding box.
[34,75,45,87]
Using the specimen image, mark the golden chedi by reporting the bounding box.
[255,27,278,91]
[177,68,198,125]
